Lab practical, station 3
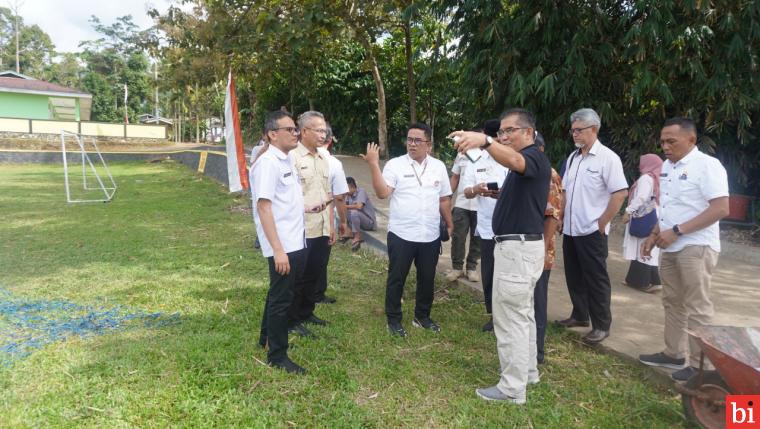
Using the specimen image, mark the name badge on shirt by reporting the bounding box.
[403,174,415,178]
[477,168,487,172]
[283,172,292,178]
[660,173,668,177]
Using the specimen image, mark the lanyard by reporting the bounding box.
[410,158,428,186]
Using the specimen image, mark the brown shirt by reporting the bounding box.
[294,142,331,238]
[544,168,563,270]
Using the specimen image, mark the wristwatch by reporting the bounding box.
[482,135,494,149]
[672,224,683,236]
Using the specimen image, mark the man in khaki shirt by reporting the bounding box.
[287,111,334,337]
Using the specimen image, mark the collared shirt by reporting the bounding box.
[451,153,477,211]
[383,154,452,242]
[461,150,509,239]
[346,187,376,222]
[659,147,728,253]
[293,142,331,238]
[562,139,628,236]
[250,145,305,258]
[318,147,350,197]
[492,144,551,235]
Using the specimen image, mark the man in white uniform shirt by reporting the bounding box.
[461,120,509,332]
[363,123,454,337]
[557,108,628,344]
[446,151,481,282]
[639,117,729,381]
[314,123,349,304]
[251,111,308,374]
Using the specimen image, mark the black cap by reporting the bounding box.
[483,119,500,138]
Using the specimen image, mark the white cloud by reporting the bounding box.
[17,0,175,53]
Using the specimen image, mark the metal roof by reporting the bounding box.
[0,76,92,98]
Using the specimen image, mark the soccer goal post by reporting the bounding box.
[60,130,117,203]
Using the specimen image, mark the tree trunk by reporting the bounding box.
[404,20,416,123]
[360,37,388,159]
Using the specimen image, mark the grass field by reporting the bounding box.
[0,162,683,428]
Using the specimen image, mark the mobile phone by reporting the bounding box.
[486,182,499,191]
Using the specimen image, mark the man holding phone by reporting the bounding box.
[288,111,334,337]
[451,108,551,404]
[460,119,508,332]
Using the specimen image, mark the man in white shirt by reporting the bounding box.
[314,123,349,304]
[363,123,454,337]
[557,108,628,344]
[639,117,729,381]
[251,111,308,374]
[446,151,481,282]
[461,120,508,331]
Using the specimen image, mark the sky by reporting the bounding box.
[18,0,176,53]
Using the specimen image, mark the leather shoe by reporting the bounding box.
[583,329,609,344]
[304,314,328,326]
[554,317,590,328]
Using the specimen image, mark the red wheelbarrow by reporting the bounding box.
[674,325,760,428]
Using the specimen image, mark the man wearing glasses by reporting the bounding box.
[451,108,551,404]
[252,111,307,374]
[556,108,627,344]
[287,111,334,338]
[363,123,453,337]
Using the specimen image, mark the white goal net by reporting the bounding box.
[60,131,117,203]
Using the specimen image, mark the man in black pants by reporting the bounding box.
[362,123,453,337]
[251,111,308,374]
[557,108,627,344]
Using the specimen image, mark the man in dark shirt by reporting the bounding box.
[450,108,551,405]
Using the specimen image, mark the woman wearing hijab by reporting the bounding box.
[621,153,663,292]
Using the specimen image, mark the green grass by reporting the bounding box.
[0,162,683,428]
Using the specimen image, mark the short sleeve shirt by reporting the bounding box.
[383,154,453,242]
[250,146,305,257]
[293,143,332,238]
[492,144,551,235]
[562,140,628,236]
[346,187,376,222]
[318,147,350,196]
[659,147,729,253]
[451,153,477,211]
[461,151,510,239]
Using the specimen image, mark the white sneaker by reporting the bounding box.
[466,270,480,282]
[445,269,463,282]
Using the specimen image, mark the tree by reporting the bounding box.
[0,6,55,77]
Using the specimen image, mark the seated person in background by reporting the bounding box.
[344,176,377,251]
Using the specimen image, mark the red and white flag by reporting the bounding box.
[224,70,249,192]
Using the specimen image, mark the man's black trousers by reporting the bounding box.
[289,236,330,325]
[479,238,495,314]
[562,232,612,331]
[259,248,306,364]
[385,232,440,324]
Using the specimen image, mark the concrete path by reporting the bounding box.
[336,154,760,380]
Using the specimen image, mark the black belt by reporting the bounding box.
[494,234,543,242]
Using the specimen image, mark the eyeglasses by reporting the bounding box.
[570,125,594,135]
[406,137,429,145]
[304,127,328,135]
[273,126,300,135]
[496,127,526,137]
